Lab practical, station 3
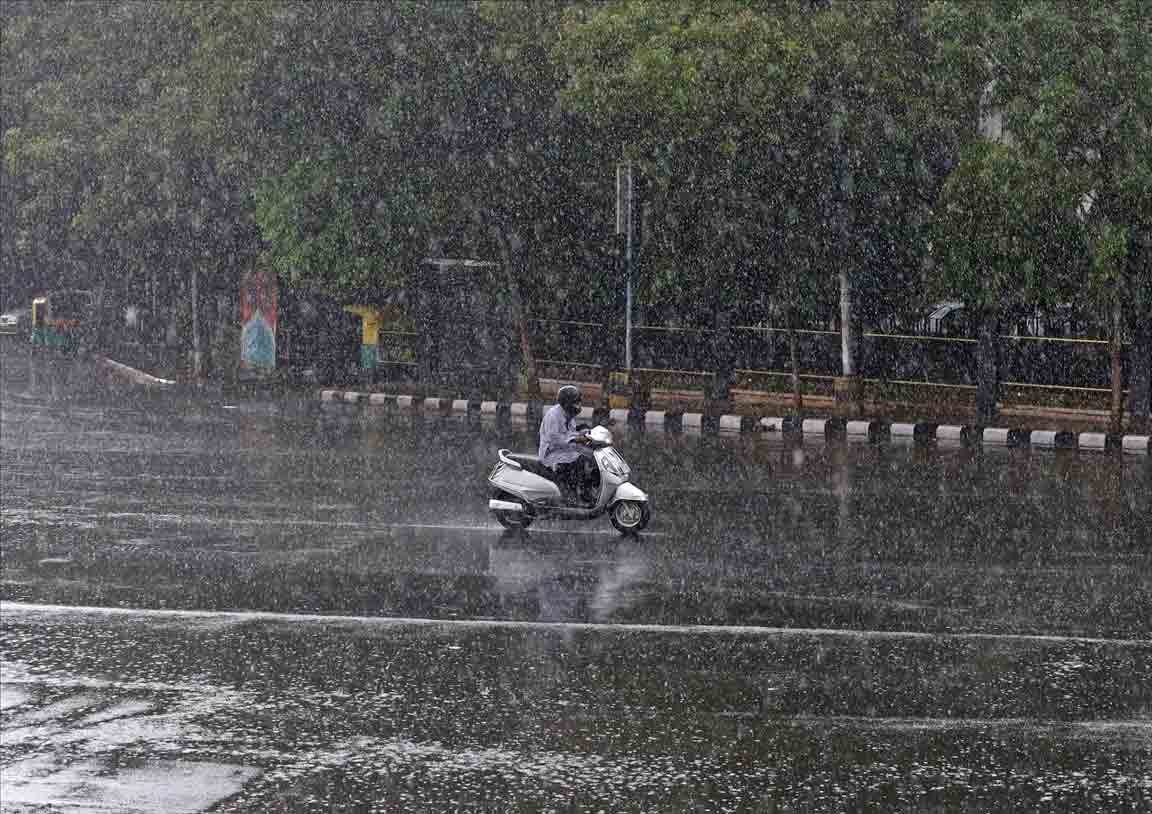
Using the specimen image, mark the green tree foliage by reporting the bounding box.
[555,1,811,314]
[2,0,250,327]
[2,0,140,301]
[553,0,949,382]
[253,150,423,297]
[925,0,1151,307]
[925,0,1152,421]
[176,1,433,299]
[931,142,1083,312]
[1,0,1146,413]
[193,1,618,312]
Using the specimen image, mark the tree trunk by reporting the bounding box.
[1109,295,1124,434]
[839,265,858,378]
[491,227,539,402]
[788,308,803,415]
[517,310,539,400]
[597,322,614,410]
[708,306,735,414]
[506,269,539,402]
[1126,285,1151,429]
[974,307,1001,425]
[190,266,203,381]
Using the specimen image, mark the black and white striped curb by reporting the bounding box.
[318,390,1151,454]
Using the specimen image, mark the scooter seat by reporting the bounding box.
[506,454,556,481]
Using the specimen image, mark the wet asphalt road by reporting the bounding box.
[1,365,1151,811]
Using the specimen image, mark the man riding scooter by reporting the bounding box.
[489,384,650,531]
[538,385,596,504]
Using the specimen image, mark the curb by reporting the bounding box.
[317,390,1151,455]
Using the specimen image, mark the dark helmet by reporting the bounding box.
[557,385,582,410]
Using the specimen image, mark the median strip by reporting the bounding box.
[316,389,1150,454]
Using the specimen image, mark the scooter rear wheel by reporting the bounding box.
[494,509,533,529]
[491,490,533,529]
[610,500,650,533]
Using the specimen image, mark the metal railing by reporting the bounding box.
[525,318,1128,399]
[363,317,1130,404]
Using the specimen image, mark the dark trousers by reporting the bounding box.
[553,457,593,502]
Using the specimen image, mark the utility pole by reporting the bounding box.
[616,162,635,374]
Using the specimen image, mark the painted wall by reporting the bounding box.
[240,270,278,373]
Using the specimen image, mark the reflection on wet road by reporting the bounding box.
[1,387,1150,811]
[2,393,1149,637]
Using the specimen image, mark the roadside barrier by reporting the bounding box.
[317,389,1150,454]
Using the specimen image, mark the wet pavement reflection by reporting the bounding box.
[1,379,1150,811]
[2,391,1149,638]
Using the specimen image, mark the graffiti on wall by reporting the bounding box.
[240,270,277,372]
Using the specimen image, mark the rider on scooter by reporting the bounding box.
[539,385,595,503]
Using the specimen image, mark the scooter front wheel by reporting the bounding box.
[610,500,650,533]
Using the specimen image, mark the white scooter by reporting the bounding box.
[487,425,651,533]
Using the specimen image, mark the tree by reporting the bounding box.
[2,0,124,302]
[924,0,1152,427]
[191,2,621,396]
[930,141,1085,422]
[997,0,1152,430]
[174,2,424,297]
[3,1,253,376]
[554,0,820,406]
[554,0,950,412]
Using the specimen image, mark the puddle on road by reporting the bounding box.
[2,755,259,814]
[1,666,263,814]
[1,684,32,711]
[74,698,159,726]
[3,692,101,730]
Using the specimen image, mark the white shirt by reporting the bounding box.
[538,404,583,467]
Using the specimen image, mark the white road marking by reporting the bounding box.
[2,601,1146,648]
[0,510,667,537]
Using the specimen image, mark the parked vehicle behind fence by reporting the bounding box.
[0,307,31,336]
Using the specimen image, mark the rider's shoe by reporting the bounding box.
[560,488,595,508]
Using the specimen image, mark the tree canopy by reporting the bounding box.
[2,0,1148,408]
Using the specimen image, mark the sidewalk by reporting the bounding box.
[80,347,1148,454]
